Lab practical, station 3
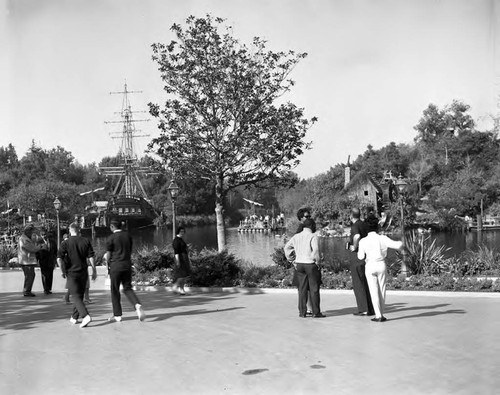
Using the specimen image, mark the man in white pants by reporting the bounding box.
[357,213,403,322]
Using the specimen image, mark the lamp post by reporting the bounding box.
[395,175,408,276]
[53,197,62,250]
[167,181,179,239]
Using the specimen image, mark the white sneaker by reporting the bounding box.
[80,315,92,328]
[69,317,78,324]
[136,304,146,321]
[108,316,122,322]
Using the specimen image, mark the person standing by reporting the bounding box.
[57,222,97,328]
[37,229,57,295]
[291,207,316,315]
[104,219,145,322]
[284,218,325,318]
[18,224,41,297]
[348,208,375,316]
[172,226,191,295]
[357,213,403,322]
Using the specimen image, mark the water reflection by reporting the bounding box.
[91,225,500,267]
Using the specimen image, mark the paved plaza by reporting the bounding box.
[1,267,499,395]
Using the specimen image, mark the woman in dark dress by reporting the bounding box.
[172,226,191,295]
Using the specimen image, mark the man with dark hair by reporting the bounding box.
[284,218,325,318]
[292,207,315,315]
[348,208,375,316]
[57,222,97,328]
[104,219,145,323]
[37,229,57,295]
[295,207,313,233]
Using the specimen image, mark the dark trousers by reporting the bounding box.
[296,263,321,316]
[22,266,36,294]
[350,261,375,314]
[66,273,89,320]
[40,265,54,292]
[110,269,141,317]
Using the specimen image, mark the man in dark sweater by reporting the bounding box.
[348,208,375,316]
[104,219,145,323]
[57,222,97,328]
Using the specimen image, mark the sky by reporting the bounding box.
[1,0,499,179]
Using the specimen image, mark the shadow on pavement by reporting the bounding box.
[0,289,244,332]
[385,302,466,320]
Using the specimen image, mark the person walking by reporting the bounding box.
[60,233,71,304]
[348,208,375,316]
[37,229,57,295]
[104,219,145,322]
[284,218,325,318]
[172,226,191,295]
[357,213,403,322]
[18,224,41,297]
[57,222,97,328]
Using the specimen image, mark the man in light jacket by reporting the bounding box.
[284,218,325,318]
[18,224,41,297]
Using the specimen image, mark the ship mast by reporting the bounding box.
[100,83,153,199]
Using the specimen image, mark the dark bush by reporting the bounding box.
[320,269,352,289]
[238,265,291,288]
[189,248,241,287]
[271,247,293,269]
[133,246,174,273]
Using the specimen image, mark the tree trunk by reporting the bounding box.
[215,176,226,252]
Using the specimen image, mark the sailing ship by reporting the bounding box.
[95,83,158,230]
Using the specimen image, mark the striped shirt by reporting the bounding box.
[284,228,320,264]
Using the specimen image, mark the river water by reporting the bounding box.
[91,225,500,268]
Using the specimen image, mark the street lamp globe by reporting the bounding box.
[395,175,408,195]
[53,197,62,211]
[168,181,180,200]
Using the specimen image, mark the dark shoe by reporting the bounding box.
[371,316,387,322]
[353,312,368,316]
[24,292,36,297]
[313,313,326,318]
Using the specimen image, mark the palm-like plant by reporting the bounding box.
[396,230,451,275]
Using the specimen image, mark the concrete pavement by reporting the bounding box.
[1,267,499,395]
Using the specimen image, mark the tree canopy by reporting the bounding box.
[149,15,316,251]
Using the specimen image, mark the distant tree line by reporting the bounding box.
[287,100,500,230]
[1,101,497,233]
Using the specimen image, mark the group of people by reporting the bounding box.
[284,206,403,322]
[18,225,57,297]
[18,220,148,328]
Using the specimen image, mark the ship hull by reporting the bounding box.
[107,196,157,229]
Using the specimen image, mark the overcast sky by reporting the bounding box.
[1,0,499,179]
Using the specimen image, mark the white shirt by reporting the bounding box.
[357,232,403,264]
[284,228,320,264]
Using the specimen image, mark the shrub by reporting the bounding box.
[458,245,499,276]
[320,269,352,289]
[133,246,174,273]
[0,244,17,268]
[396,231,451,275]
[237,265,291,288]
[492,279,500,292]
[271,247,293,269]
[189,248,241,287]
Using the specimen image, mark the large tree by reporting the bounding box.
[149,15,316,251]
